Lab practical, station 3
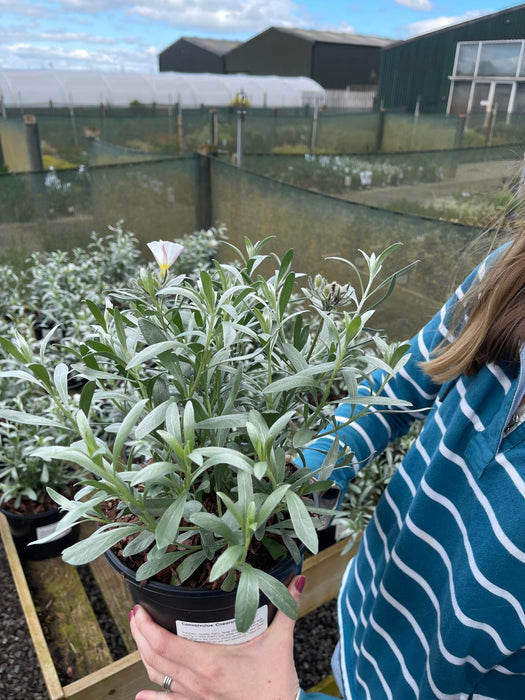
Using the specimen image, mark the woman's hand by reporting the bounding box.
[130,574,306,700]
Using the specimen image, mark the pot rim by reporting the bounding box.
[0,504,60,522]
[105,544,304,597]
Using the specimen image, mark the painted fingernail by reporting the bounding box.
[133,605,139,616]
[129,609,134,622]
[295,575,306,593]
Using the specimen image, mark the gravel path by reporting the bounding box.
[0,539,48,700]
[0,537,339,699]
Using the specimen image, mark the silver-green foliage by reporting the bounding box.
[0,224,224,502]
[0,237,413,631]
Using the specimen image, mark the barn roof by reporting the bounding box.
[268,27,392,47]
[172,37,242,55]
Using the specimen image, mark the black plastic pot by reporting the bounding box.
[105,547,303,644]
[1,507,79,560]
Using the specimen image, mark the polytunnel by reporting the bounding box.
[0,70,326,109]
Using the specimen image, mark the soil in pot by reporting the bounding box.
[1,493,79,560]
[101,496,305,644]
[105,545,303,644]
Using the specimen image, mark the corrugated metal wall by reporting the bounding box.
[226,29,312,77]
[379,4,525,112]
[312,44,381,89]
[159,41,225,73]
[226,29,383,90]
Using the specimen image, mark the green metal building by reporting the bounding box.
[378,3,525,115]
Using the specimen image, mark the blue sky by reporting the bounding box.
[0,0,513,73]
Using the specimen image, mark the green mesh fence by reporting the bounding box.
[0,120,31,172]
[86,139,176,166]
[0,156,199,262]
[381,113,458,152]
[315,112,380,153]
[240,146,522,227]
[0,151,503,342]
[210,157,483,340]
[4,107,525,166]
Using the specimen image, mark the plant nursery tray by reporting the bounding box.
[0,513,356,699]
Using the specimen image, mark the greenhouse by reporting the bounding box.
[0,69,326,109]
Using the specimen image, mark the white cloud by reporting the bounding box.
[402,10,489,37]
[38,31,117,44]
[395,0,432,11]
[2,40,159,72]
[129,0,304,33]
[56,0,130,10]
[1,0,52,16]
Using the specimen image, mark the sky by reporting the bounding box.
[0,0,516,74]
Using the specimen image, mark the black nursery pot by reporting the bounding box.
[105,548,303,645]
[1,507,79,560]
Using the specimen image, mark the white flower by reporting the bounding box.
[147,240,184,275]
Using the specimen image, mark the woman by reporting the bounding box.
[130,235,525,699]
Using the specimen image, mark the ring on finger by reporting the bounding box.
[162,675,173,692]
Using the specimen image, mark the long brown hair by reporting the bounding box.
[424,233,525,384]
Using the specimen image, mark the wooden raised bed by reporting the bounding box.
[0,514,356,699]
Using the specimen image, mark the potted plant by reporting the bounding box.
[0,226,224,559]
[0,394,82,559]
[0,237,411,641]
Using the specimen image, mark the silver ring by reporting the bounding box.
[162,675,173,692]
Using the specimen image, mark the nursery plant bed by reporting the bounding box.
[0,514,356,699]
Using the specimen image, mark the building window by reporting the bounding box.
[449,82,471,113]
[478,41,521,76]
[456,43,479,76]
[471,82,490,112]
[448,40,525,118]
[514,83,525,111]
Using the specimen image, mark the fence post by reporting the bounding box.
[375,107,386,152]
[485,103,497,149]
[409,97,420,150]
[68,93,79,148]
[24,114,43,172]
[210,109,218,147]
[196,153,213,230]
[449,114,466,177]
[168,94,174,135]
[236,91,247,168]
[310,104,319,155]
[177,102,184,153]
[453,114,466,149]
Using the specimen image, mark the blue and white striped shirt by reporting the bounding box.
[299,254,525,699]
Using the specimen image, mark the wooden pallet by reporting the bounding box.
[0,514,356,699]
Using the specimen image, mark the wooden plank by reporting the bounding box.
[0,513,65,700]
[2,510,356,700]
[63,651,157,700]
[79,521,136,653]
[299,538,359,618]
[88,554,135,653]
[25,556,114,680]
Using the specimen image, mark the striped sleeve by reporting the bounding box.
[298,262,485,492]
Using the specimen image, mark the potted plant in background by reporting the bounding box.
[0,224,224,559]
[0,236,412,642]
[0,396,82,559]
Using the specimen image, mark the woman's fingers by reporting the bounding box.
[266,574,306,640]
[130,574,307,700]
